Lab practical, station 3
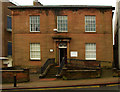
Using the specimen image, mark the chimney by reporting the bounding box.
[33,0,43,6]
[1,0,10,2]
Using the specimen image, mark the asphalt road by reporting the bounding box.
[1,84,120,92]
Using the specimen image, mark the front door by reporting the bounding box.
[59,48,67,65]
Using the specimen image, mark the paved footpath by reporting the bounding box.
[1,74,120,90]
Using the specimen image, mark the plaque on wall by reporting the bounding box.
[70,51,78,57]
[50,49,54,52]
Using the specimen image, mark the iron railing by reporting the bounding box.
[57,58,66,75]
[40,58,55,74]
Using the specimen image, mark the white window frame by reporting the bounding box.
[85,43,96,60]
[30,16,40,32]
[30,43,41,60]
[57,16,68,32]
[85,16,96,32]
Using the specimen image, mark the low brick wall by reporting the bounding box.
[61,69,101,80]
[1,69,30,83]
[113,69,120,77]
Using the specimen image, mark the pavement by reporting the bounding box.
[1,74,120,90]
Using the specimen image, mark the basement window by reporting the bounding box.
[30,16,40,32]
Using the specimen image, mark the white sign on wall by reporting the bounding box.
[70,51,78,57]
[50,49,54,52]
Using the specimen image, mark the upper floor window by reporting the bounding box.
[85,16,96,32]
[57,16,68,32]
[7,16,12,31]
[85,43,96,60]
[30,43,41,60]
[30,16,40,32]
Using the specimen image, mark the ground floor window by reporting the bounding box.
[85,43,96,60]
[8,41,12,56]
[30,43,41,60]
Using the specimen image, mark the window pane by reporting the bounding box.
[85,16,96,32]
[57,16,68,32]
[85,43,96,60]
[30,43,41,60]
[8,42,12,56]
[30,16,40,32]
[7,16,12,30]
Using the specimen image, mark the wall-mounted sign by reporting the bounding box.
[50,49,54,52]
[70,51,78,57]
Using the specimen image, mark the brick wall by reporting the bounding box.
[2,69,29,83]
[2,2,15,57]
[11,8,113,70]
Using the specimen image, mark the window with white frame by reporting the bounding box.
[85,43,96,60]
[85,16,96,32]
[30,16,40,32]
[30,43,41,60]
[57,16,68,32]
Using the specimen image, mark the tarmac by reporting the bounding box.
[1,74,120,90]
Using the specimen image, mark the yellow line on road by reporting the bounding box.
[3,84,120,91]
[6,85,99,91]
[107,84,120,87]
[31,86,100,90]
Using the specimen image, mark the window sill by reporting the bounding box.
[30,31,40,32]
[57,31,68,33]
[7,29,12,32]
[85,31,97,34]
[85,58,96,60]
[30,58,41,61]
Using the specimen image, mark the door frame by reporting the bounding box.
[59,47,67,66]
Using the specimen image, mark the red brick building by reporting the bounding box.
[9,3,114,73]
[0,0,16,68]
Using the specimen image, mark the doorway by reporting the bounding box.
[59,48,67,65]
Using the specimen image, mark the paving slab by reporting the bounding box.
[1,76,120,90]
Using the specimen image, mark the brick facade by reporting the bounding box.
[1,2,15,57]
[0,1,16,68]
[9,6,114,71]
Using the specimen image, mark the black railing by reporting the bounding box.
[57,58,66,75]
[40,58,55,74]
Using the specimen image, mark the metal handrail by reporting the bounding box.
[57,58,66,75]
[40,58,55,74]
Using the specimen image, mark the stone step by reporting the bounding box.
[45,65,59,78]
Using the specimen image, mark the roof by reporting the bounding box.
[8,5,115,10]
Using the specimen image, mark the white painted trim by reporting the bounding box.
[0,57,9,60]
[7,28,12,32]
[85,58,96,60]
[59,46,67,48]
[30,58,41,60]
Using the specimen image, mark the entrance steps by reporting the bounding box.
[45,65,59,78]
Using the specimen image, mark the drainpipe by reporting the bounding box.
[118,1,120,69]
